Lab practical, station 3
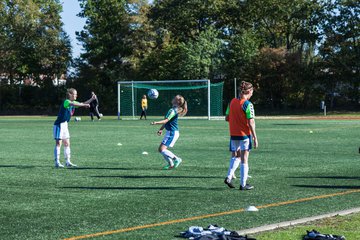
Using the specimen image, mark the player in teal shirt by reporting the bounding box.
[151,95,188,170]
[54,99,78,126]
[53,88,94,168]
[164,107,179,131]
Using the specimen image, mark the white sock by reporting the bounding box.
[161,150,175,166]
[161,149,177,159]
[162,155,174,166]
[227,157,240,180]
[64,146,71,163]
[54,145,60,163]
[240,163,249,187]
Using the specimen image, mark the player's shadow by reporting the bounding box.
[293,185,360,189]
[67,167,132,171]
[290,176,360,189]
[91,175,223,179]
[61,186,224,191]
[0,164,36,169]
[272,123,313,126]
[288,176,360,180]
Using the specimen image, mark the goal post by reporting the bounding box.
[117,80,224,120]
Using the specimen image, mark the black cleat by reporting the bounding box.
[224,178,235,188]
[240,184,254,191]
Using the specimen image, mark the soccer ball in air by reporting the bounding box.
[147,89,159,99]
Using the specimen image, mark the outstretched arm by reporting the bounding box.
[151,119,169,126]
[151,119,169,135]
[70,101,90,108]
[151,109,175,135]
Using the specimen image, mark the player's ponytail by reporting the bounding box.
[176,95,188,117]
[239,81,253,95]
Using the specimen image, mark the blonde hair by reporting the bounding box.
[175,95,187,116]
[66,88,77,98]
[239,81,253,95]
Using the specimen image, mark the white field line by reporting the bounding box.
[237,207,360,235]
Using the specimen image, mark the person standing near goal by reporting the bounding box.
[140,95,148,120]
[53,88,93,168]
[224,81,258,190]
[151,95,187,170]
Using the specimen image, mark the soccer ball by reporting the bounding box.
[75,117,81,122]
[99,113,103,117]
[147,89,159,99]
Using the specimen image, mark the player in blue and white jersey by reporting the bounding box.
[151,95,188,170]
[53,88,94,168]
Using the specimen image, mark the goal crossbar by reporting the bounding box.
[117,80,209,84]
[117,80,223,120]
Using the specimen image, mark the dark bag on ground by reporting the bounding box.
[179,225,256,240]
[304,229,345,240]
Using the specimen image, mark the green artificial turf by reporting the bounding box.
[0,116,359,240]
[255,212,360,240]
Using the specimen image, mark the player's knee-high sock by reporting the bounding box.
[162,149,177,159]
[240,163,249,187]
[54,145,60,163]
[227,157,240,180]
[161,150,176,166]
[161,154,174,166]
[64,146,71,163]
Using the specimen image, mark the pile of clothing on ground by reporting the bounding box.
[304,229,346,240]
[179,225,256,240]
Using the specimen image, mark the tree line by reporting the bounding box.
[0,0,359,114]
[0,0,71,114]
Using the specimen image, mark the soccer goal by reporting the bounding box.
[117,80,224,120]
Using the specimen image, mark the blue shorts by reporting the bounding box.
[229,135,252,152]
[161,131,179,147]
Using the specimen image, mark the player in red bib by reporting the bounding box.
[224,81,258,190]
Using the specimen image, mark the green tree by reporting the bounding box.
[0,0,71,85]
[77,0,132,85]
[127,0,156,78]
[73,0,358,113]
[139,27,223,80]
[317,0,359,108]
[75,0,155,112]
[150,0,230,41]
[76,0,154,81]
[243,0,325,51]
[223,31,260,80]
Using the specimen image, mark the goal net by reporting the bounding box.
[117,80,224,120]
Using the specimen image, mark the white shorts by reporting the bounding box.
[53,122,70,140]
[161,131,179,148]
[229,138,252,152]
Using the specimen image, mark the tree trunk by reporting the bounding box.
[330,94,335,109]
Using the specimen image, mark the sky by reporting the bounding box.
[60,1,154,59]
[60,1,85,58]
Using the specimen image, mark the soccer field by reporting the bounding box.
[0,116,359,240]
